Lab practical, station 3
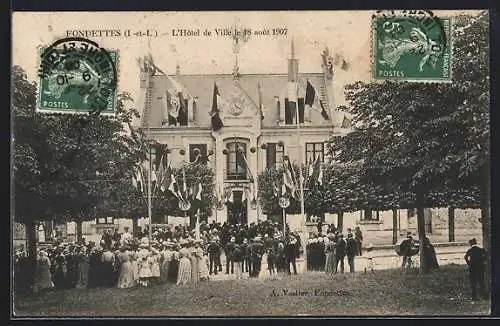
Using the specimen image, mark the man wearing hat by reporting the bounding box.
[334,234,346,273]
[207,237,221,275]
[346,233,358,273]
[285,236,298,275]
[224,236,236,274]
[464,238,488,302]
[400,232,415,268]
[250,235,264,278]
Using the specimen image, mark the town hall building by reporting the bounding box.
[137,42,351,226]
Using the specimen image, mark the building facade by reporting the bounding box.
[138,43,350,225]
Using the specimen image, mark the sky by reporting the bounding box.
[12,10,482,110]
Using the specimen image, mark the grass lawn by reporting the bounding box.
[13,265,490,317]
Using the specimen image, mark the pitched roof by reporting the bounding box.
[143,73,330,128]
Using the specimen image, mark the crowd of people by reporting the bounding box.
[14,220,304,294]
[306,226,363,274]
[13,218,489,304]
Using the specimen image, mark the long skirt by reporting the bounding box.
[75,262,89,289]
[325,252,335,275]
[190,256,199,284]
[34,264,53,293]
[177,257,192,285]
[117,261,135,288]
[199,256,209,281]
[101,261,115,287]
[160,259,171,283]
[132,260,139,282]
[167,259,179,283]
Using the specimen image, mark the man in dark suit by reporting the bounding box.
[250,236,265,278]
[464,238,488,301]
[207,238,221,275]
[224,236,236,274]
[285,236,298,275]
[346,233,358,273]
[334,234,346,273]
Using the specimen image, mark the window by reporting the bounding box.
[361,210,380,221]
[189,144,207,165]
[226,141,247,180]
[284,98,305,125]
[266,143,285,169]
[305,142,324,163]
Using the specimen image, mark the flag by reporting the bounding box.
[167,166,180,198]
[165,89,180,125]
[283,157,299,199]
[151,167,157,184]
[273,182,280,198]
[281,172,287,196]
[238,148,255,183]
[286,82,298,124]
[180,169,188,202]
[305,80,329,121]
[194,181,203,201]
[155,154,165,193]
[195,209,201,240]
[308,156,323,188]
[242,188,247,203]
[160,162,171,192]
[257,82,264,120]
[136,168,144,193]
[210,82,224,132]
[177,91,189,126]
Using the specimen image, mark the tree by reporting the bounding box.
[12,65,150,253]
[327,12,489,272]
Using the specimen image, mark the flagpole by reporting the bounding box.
[290,38,307,272]
[148,140,153,247]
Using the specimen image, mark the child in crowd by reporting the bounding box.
[364,243,374,274]
[267,247,276,276]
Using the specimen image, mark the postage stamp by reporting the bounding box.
[37,37,118,115]
[372,10,452,82]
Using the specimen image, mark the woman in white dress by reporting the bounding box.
[137,243,152,287]
[33,250,54,293]
[197,242,209,281]
[189,242,200,285]
[117,246,135,288]
[149,248,161,285]
[176,241,192,285]
[160,242,173,284]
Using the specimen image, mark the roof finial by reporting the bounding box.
[291,37,295,60]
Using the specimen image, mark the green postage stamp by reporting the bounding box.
[37,38,118,115]
[373,11,452,82]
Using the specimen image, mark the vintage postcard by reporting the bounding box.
[11,10,491,317]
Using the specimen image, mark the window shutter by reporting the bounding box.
[266,143,277,169]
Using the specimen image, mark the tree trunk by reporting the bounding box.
[415,190,428,273]
[132,217,138,236]
[417,204,428,273]
[480,163,491,284]
[448,207,455,242]
[25,220,38,292]
[337,211,344,232]
[392,209,398,245]
[76,220,83,243]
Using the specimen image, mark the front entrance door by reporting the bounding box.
[227,190,248,225]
